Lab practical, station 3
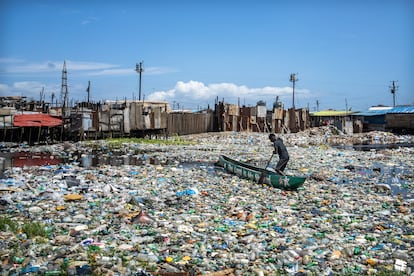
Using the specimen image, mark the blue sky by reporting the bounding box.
[1,0,413,111]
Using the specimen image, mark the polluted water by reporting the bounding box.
[0,128,413,275]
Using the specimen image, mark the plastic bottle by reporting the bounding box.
[288,250,301,261]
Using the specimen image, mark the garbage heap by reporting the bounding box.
[0,130,413,275]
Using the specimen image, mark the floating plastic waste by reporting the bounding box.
[0,129,412,275]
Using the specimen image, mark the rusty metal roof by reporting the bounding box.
[13,114,62,127]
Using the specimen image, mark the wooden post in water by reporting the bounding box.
[37,126,41,144]
[29,127,32,145]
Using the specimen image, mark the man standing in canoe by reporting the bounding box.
[269,133,289,173]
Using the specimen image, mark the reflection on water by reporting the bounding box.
[0,150,182,178]
[332,143,414,151]
[0,152,62,177]
[76,152,149,168]
[0,145,412,199]
[334,162,413,200]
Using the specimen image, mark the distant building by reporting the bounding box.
[310,110,356,134]
[355,105,414,134]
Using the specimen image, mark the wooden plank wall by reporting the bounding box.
[386,114,414,130]
[167,112,214,135]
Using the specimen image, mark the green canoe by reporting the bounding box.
[216,155,306,190]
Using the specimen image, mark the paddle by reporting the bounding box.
[258,153,274,184]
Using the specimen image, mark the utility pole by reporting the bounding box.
[316,100,319,112]
[40,87,44,105]
[289,73,298,109]
[390,80,398,107]
[51,92,55,108]
[86,81,91,103]
[345,98,348,115]
[135,61,144,101]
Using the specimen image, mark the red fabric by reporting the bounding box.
[13,114,62,127]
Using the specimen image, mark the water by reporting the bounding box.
[332,142,414,151]
[0,144,412,199]
[336,161,413,200]
[0,150,216,177]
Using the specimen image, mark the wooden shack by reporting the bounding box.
[310,110,355,134]
[385,106,414,134]
[99,100,170,137]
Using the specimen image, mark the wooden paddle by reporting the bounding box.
[258,153,274,184]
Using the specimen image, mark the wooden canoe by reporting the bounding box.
[216,155,306,190]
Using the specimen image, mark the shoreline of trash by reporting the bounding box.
[0,128,413,275]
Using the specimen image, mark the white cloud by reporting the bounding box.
[86,68,135,76]
[147,89,176,101]
[0,59,311,108]
[0,84,11,94]
[0,58,177,78]
[0,59,119,74]
[147,80,310,108]
[0,58,25,64]
[85,66,177,76]
[0,81,60,99]
[65,60,117,71]
[175,81,209,98]
[81,16,98,25]
[145,66,178,75]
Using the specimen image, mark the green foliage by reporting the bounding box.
[86,245,101,268]
[21,221,48,238]
[1,216,49,239]
[105,137,192,148]
[60,258,69,276]
[375,270,406,276]
[0,216,18,232]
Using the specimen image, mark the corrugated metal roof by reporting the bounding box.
[354,109,389,116]
[388,106,414,114]
[355,105,414,116]
[14,114,62,127]
[311,106,414,117]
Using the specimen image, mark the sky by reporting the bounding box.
[1,0,413,112]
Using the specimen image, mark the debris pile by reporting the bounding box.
[0,130,413,275]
